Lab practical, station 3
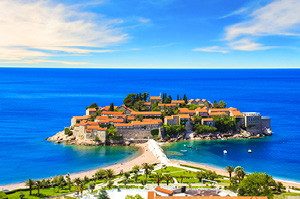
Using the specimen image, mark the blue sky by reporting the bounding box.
[0,0,300,68]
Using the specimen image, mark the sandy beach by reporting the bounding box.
[0,142,159,191]
[169,159,300,188]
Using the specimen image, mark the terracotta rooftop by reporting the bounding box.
[202,118,214,121]
[158,104,176,107]
[208,112,226,115]
[178,108,196,114]
[114,123,133,127]
[143,119,163,123]
[87,121,98,125]
[131,111,162,115]
[127,116,135,120]
[148,191,155,199]
[178,114,191,119]
[97,116,109,120]
[88,108,97,111]
[231,110,243,116]
[144,102,151,106]
[210,108,230,112]
[101,111,123,115]
[131,121,160,125]
[171,100,185,103]
[73,115,90,120]
[154,186,173,195]
[165,116,173,120]
[149,96,161,100]
[196,108,208,113]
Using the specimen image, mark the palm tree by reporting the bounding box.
[132,165,140,174]
[25,179,34,195]
[161,165,167,172]
[41,179,46,189]
[148,164,154,176]
[73,177,81,195]
[107,180,113,189]
[79,182,85,196]
[105,169,114,180]
[89,181,95,193]
[124,172,130,180]
[141,179,147,187]
[66,174,72,191]
[35,180,41,197]
[19,192,25,199]
[142,163,150,181]
[180,175,185,183]
[164,174,173,185]
[83,176,90,184]
[154,173,163,186]
[134,173,139,183]
[123,179,128,189]
[225,166,234,186]
[234,166,243,184]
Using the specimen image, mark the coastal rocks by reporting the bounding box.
[240,130,252,138]
[262,128,272,136]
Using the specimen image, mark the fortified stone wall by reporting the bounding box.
[116,129,153,139]
[262,118,271,129]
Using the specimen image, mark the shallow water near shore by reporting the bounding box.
[0,68,300,184]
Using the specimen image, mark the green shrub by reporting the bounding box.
[95,136,100,141]
[151,129,159,136]
[64,128,73,136]
[0,191,8,199]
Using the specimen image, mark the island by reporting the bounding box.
[47,93,272,145]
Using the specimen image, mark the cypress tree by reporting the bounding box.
[109,103,114,111]
[177,95,179,100]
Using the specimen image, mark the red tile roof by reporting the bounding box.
[114,123,133,127]
[148,191,155,199]
[131,111,162,115]
[154,186,173,195]
[149,96,161,100]
[178,114,191,119]
[208,112,226,115]
[88,108,97,111]
[231,110,243,116]
[178,108,196,114]
[171,100,185,104]
[210,108,230,112]
[127,116,135,120]
[143,119,163,123]
[97,116,109,120]
[144,102,151,106]
[101,111,123,115]
[131,121,160,125]
[158,104,176,107]
[202,118,214,121]
[73,115,90,120]
[196,108,208,112]
[87,121,98,125]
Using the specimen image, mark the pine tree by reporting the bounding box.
[109,103,114,111]
[177,95,179,100]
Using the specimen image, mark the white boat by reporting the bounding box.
[180,150,187,152]
[248,149,252,153]
[223,150,228,154]
[184,144,186,146]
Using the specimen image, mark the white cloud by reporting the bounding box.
[225,0,300,40]
[229,38,275,51]
[220,7,248,19]
[0,0,128,63]
[192,46,228,53]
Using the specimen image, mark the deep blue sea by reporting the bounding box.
[0,68,299,184]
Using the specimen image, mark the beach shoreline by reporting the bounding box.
[0,142,159,192]
[169,159,300,188]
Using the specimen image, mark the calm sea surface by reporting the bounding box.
[0,68,299,184]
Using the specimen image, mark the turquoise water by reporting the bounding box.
[0,68,299,184]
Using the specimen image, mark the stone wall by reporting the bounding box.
[262,118,271,129]
[116,129,153,139]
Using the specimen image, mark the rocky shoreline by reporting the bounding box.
[47,127,272,145]
[159,128,272,143]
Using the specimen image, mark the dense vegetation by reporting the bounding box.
[64,128,73,136]
[162,124,185,138]
[213,115,236,132]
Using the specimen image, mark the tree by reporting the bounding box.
[79,182,85,196]
[41,179,46,189]
[142,163,151,181]
[89,181,95,193]
[86,103,98,109]
[141,178,147,186]
[164,174,173,185]
[19,192,25,199]
[194,124,217,134]
[25,179,34,195]
[98,188,109,199]
[148,164,154,177]
[275,182,284,192]
[124,172,130,180]
[84,176,90,184]
[66,174,72,191]
[124,93,137,108]
[213,100,219,108]
[154,173,163,185]
[109,103,114,111]
[226,166,234,187]
[95,169,106,180]
[73,177,81,195]
[218,100,227,108]
[196,171,204,182]
[183,94,188,104]
[234,166,244,184]
[238,172,275,199]
[0,191,8,199]
[57,175,66,191]
[106,126,117,136]
[180,175,184,183]
[132,165,140,174]
[64,127,73,136]
[213,115,236,133]
[134,101,145,111]
[161,165,167,172]
[123,179,128,189]
[105,169,114,180]
[134,173,139,183]
[107,180,113,189]
[35,180,41,197]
